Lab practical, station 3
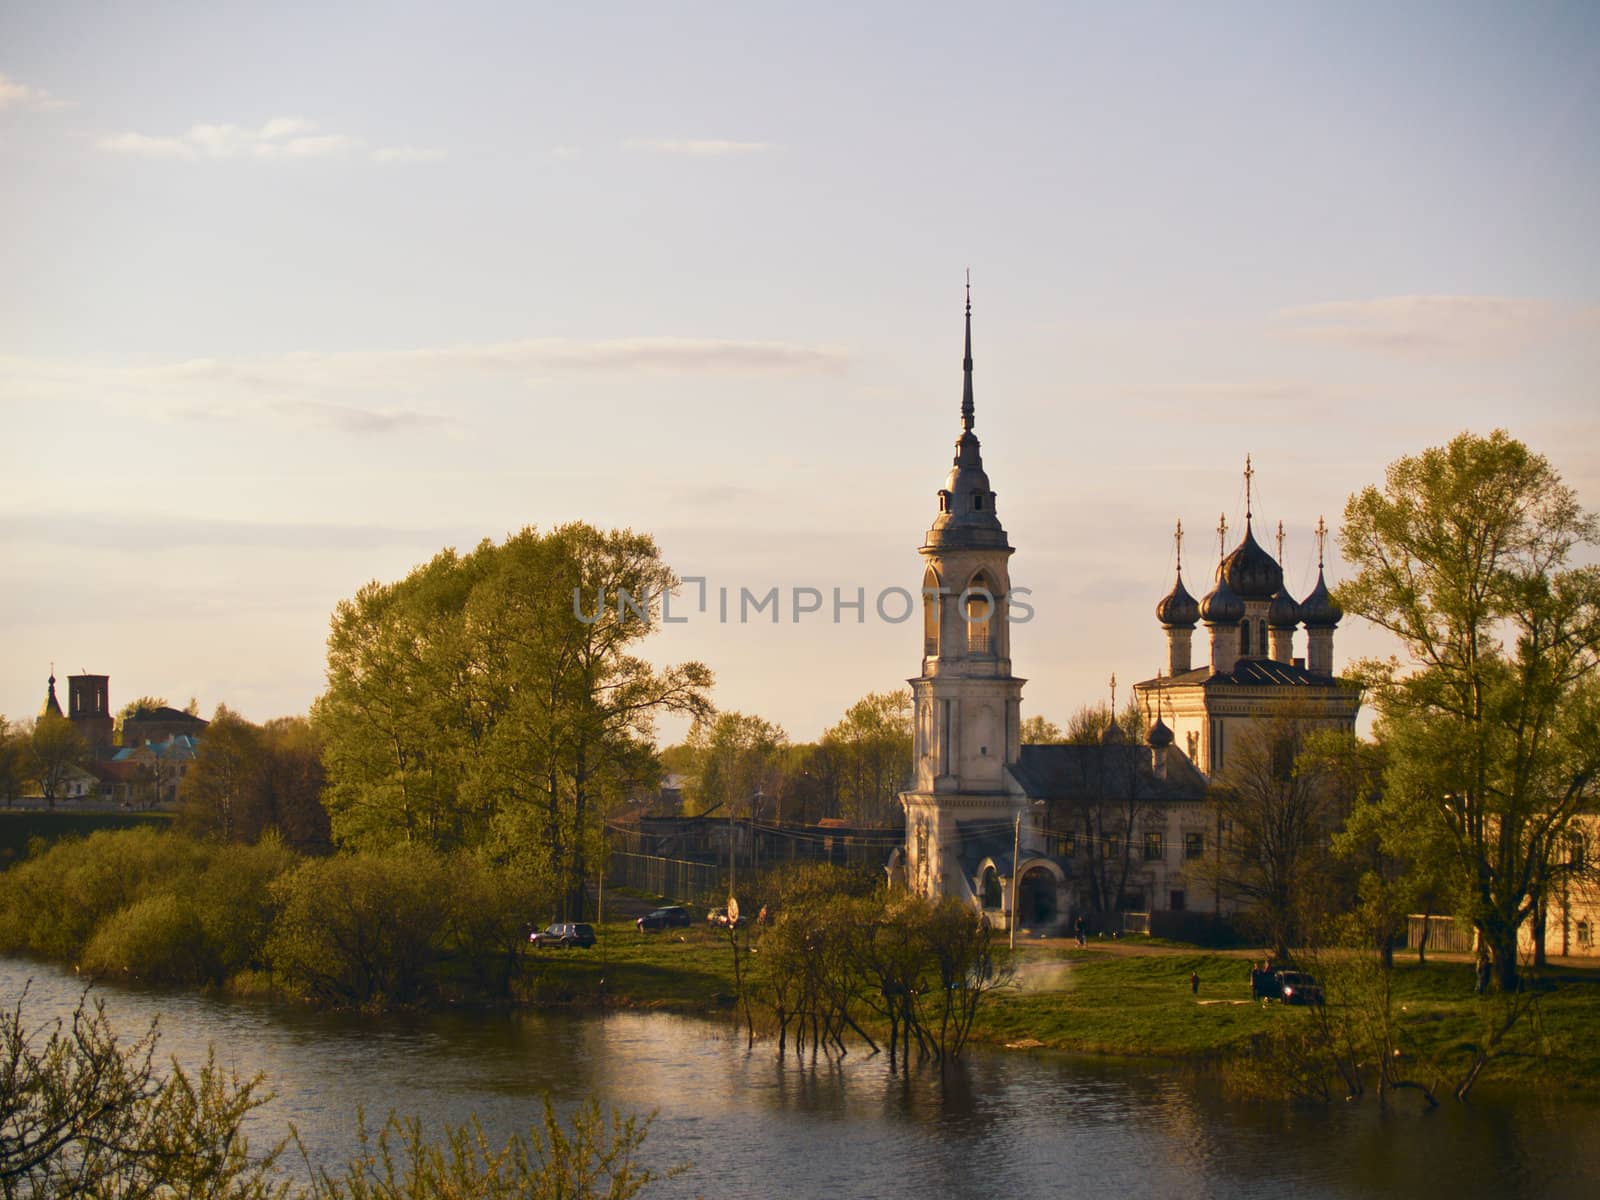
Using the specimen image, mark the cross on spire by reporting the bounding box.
[1174,519,1185,573]
[1276,519,1285,563]
[960,270,974,433]
[1315,516,1328,568]
[1108,672,1117,714]
[1217,512,1229,561]
[1244,454,1255,523]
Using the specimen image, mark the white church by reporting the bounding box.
[897,293,1360,935]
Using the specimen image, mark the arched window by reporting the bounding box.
[1240,620,1251,656]
[965,572,996,654]
[973,491,984,511]
[922,567,941,656]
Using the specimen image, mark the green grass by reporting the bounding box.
[517,919,742,1010]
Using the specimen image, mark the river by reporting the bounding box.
[4,956,1597,1199]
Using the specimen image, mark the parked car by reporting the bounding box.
[1275,970,1324,1005]
[530,922,597,949]
[636,906,692,932]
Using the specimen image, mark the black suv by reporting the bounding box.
[636,906,691,932]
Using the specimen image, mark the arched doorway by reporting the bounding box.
[1018,866,1059,927]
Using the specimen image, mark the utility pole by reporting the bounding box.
[1009,811,1022,950]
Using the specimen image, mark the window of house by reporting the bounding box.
[1579,920,1594,949]
[1143,832,1163,860]
[1184,832,1205,859]
[1103,836,1121,861]
[1170,890,1186,912]
[1058,833,1077,857]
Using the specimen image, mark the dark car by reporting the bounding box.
[1275,970,1324,1005]
[530,922,597,949]
[636,906,691,932]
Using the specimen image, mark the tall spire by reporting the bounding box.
[961,269,974,433]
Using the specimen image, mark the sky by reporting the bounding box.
[3,1,1598,744]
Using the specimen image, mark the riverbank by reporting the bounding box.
[521,918,1600,1101]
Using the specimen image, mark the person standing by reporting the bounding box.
[1190,970,1200,996]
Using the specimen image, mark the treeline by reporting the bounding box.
[0,827,543,1006]
[661,693,912,828]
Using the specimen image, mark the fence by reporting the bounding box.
[608,851,723,904]
[1407,914,1477,955]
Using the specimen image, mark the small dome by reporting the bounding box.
[1156,572,1200,628]
[1100,718,1127,745]
[1268,588,1302,629]
[1218,524,1284,600]
[1200,578,1245,624]
[1300,568,1343,628]
[1147,717,1174,749]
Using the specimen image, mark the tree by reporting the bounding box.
[820,691,911,826]
[177,710,331,852]
[1019,715,1065,745]
[29,713,87,807]
[313,524,712,919]
[1340,430,1600,991]
[115,696,169,746]
[0,716,29,807]
[1208,711,1345,958]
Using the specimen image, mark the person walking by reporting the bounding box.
[1190,970,1200,996]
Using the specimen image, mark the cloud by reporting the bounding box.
[625,138,772,155]
[370,145,447,164]
[97,116,361,161]
[0,337,847,427]
[1278,295,1600,357]
[0,71,66,112]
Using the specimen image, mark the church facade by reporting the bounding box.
[898,295,1360,935]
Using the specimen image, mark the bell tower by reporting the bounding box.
[901,283,1028,904]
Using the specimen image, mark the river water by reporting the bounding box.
[4,956,1597,1199]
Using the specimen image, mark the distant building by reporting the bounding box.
[68,673,115,758]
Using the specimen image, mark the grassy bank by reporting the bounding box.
[526,923,1600,1100]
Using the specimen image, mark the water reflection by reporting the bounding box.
[4,957,1597,1200]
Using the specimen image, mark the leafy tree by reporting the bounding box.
[682,712,787,819]
[1339,430,1600,990]
[29,713,87,807]
[313,524,711,919]
[176,710,331,852]
[820,691,911,826]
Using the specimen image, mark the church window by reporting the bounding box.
[965,574,995,654]
[972,491,984,510]
[938,491,950,513]
[922,567,941,656]
[1057,832,1077,856]
[1240,621,1251,655]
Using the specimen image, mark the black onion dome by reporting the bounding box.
[1300,568,1343,628]
[1100,718,1127,745]
[1200,577,1245,624]
[1217,523,1284,600]
[1147,717,1174,749]
[1156,571,1200,628]
[1268,587,1302,629]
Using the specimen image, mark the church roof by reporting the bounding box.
[1136,658,1351,690]
[40,673,63,719]
[1217,521,1284,600]
[1009,743,1208,804]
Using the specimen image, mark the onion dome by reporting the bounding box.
[1147,717,1174,749]
[1217,522,1284,600]
[1156,572,1200,628]
[1200,577,1245,624]
[1300,568,1343,628]
[1268,588,1302,629]
[1100,717,1127,745]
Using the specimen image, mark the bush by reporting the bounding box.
[81,892,213,985]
